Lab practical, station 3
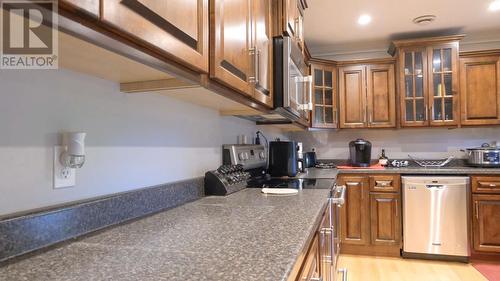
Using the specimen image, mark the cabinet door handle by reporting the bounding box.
[475,201,479,220]
[395,199,399,218]
[248,47,257,83]
[425,104,428,121]
[255,49,260,85]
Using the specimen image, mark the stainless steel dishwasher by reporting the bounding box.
[402,176,469,261]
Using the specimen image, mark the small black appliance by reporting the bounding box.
[268,140,298,177]
[349,139,372,167]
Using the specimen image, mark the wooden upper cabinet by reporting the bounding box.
[399,47,429,127]
[211,0,273,106]
[311,62,337,128]
[460,55,500,125]
[338,175,370,245]
[339,63,396,129]
[427,43,460,126]
[366,64,396,128]
[339,65,366,128]
[370,193,401,246]
[391,36,463,127]
[472,194,500,253]
[278,0,305,51]
[210,0,252,96]
[101,0,209,73]
[252,0,273,107]
[59,0,99,17]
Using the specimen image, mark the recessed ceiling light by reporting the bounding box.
[413,15,436,26]
[358,14,372,25]
[489,0,500,11]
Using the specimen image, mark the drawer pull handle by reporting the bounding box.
[490,184,497,187]
[376,180,392,187]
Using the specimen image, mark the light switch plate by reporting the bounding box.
[53,146,76,189]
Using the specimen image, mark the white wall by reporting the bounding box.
[290,128,500,160]
[0,68,285,217]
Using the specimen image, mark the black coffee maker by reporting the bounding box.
[349,139,372,167]
[268,140,298,177]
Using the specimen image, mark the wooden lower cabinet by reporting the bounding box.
[296,233,321,281]
[337,175,370,245]
[338,174,401,256]
[472,194,500,253]
[370,193,401,246]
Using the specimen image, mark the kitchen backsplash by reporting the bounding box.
[290,127,500,160]
[0,68,285,217]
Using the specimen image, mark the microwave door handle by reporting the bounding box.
[307,75,313,110]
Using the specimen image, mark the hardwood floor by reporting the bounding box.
[337,255,488,281]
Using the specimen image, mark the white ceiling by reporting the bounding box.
[304,0,500,59]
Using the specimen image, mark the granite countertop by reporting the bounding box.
[296,159,500,177]
[0,188,330,281]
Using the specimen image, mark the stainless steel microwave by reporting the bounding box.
[273,36,312,122]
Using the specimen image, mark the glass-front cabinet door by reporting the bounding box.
[428,45,459,126]
[311,63,337,128]
[397,39,460,127]
[401,48,428,126]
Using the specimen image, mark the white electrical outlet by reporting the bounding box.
[53,146,76,189]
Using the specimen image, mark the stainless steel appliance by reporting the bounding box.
[402,176,469,261]
[348,139,372,167]
[462,143,500,167]
[268,140,298,177]
[273,36,312,122]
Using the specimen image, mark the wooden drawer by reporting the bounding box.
[472,176,500,194]
[369,175,400,193]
